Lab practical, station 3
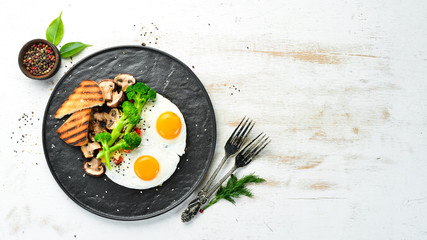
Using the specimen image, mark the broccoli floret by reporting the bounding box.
[126,82,156,113]
[124,82,156,135]
[94,132,112,171]
[109,132,141,152]
[123,132,142,150]
[96,133,141,163]
[122,101,137,115]
[107,101,140,146]
[94,132,111,142]
[122,101,141,125]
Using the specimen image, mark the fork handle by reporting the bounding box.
[181,154,231,222]
[206,165,237,198]
[201,153,230,192]
[181,194,208,222]
[181,165,237,222]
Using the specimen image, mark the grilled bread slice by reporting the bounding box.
[57,108,92,146]
[55,80,104,119]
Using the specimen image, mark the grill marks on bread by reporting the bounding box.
[57,108,92,146]
[55,80,105,119]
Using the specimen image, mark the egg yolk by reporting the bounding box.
[134,155,160,181]
[156,111,182,139]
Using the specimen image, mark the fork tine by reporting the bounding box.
[232,119,253,146]
[253,138,270,157]
[242,143,269,166]
[246,136,270,161]
[239,132,263,155]
[243,133,267,158]
[231,117,249,145]
[235,133,269,168]
[241,136,269,166]
[228,116,247,143]
[237,120,255,148]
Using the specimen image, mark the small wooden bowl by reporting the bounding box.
[18,39,61,80]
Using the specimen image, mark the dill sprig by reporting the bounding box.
[202,173,265,211]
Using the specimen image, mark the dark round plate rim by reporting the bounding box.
[42,45,216,220]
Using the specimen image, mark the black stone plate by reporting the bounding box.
[42,46,216,220]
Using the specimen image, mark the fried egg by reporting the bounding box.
[140,94,187,156]
[105,93,187,190]
[105,146,180,189]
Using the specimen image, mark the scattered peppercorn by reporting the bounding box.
[22,43,56,76]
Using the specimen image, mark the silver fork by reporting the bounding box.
[204,133,270,199]
[181,117,254,222]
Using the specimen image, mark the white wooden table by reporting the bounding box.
[1,0,427,239]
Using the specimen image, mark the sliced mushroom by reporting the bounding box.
[81,142,102,158]
[106,108,120,130]
[92,121,107,138]
[83,158,105,176]
[88,132,96,142]
[107,91,125,108]
[88,108,108,141]
[114,74,136,91]
[92,108,120,130]
[93,112,108,122]
[98,79,115,101]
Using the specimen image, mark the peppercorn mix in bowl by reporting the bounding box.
[18,39,61,80]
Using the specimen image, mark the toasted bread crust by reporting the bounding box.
[57,108,92,146]
[55,80,104,119]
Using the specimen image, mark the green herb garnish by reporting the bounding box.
[46,12,64,45]
[46,12,92,58]
[202,174,265,211]
[60,42,92,58]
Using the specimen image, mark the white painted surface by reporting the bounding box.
[1,0,427,239]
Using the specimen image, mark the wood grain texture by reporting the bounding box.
[1,0,427,239]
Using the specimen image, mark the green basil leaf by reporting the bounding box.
[46,12,64,45]
[60,42,92,58]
